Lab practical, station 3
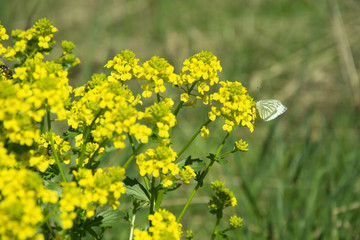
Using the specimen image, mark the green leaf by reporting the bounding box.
[207,153,225,164]
[123,177,150,202]
[97,209,127,228]
[216,231,229,240]
[43,180,62,195]
[63,130,79,139]
[178,156,206,172]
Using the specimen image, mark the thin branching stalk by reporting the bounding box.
[122,143,144,168]
[46,109,67,182]
[129,208,137,240]
[177,132,231,222]
[176,119,211,161]
[174,82,197,116]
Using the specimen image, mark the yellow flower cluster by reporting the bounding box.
[136,144,178,187]
[200,126,210,138]
[0,79,41,146]
[69,75,152,149]
[235,139,249,152]
[180,166,196,184]
[0,168,58,240]
[0,142,18,168]
[29,133,71,172]
[175,51,222,106]
[211,81,257,132]
[15,54,72,120]
[181,50,222,87]
[144,101,176,139]
[0,19,72,148]
[0,17,254,237]
[138,56,178,98]
[208,180,237,214]
[0,55,72,146]
[5,18,58,60]
[60,167,126,229]
[0,23,9,54]
[133,209,182,240]
[105,49,141,82]
[74,133,105,166]
[229,215,243,229]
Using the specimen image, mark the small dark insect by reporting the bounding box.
[0,65,13,79]
[47,144,52,156]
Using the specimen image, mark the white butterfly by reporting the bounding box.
[256,99,287,121]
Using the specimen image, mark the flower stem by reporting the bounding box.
[174,82,197,116]
[177,131,231,222]
[149,177,156,216]
[176,119,211,161]
[46,109,67,182]
[128,211,136,240]
[49,132,67,182]
[210,217,221,240]
[122,143,144,169]
[78,125,91,168]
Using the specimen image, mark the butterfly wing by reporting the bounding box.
[256,99,287,121]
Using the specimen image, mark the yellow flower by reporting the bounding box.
[0,169,57,239]
[105,49,140,81]
[197,82,209,95]
[38,36,51,49]
[0,24,9,40]
[208,180,237,215]
[180,166,196,184]
[134,209,182,240]
[235,139,248,152]
[229,215,243,229]
[136,144,179,186]
[180,93,189,102]
[210,81,256,132]
[200,126,209,138]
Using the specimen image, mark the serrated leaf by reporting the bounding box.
[178,156,206,172]
[97,209,127,228]
[123,178,150,202]
[43,180,62,195]
[63,131,79,139]
[207,153,225,164]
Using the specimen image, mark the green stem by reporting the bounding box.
[78,125,91,168]
[127,133,136,152]
[43,206,58,237]
[85,140,108,168]
[27,47,39,61]
[46,109,51,131]
[218,150,233,159]
[155,189,164,211]
[49,132,67,182]
[46,109,67,182]
[149,177,156,216]
[122,143,144,169]
[174,82,197,116]
[176,119,211,161]
[210,216,221,240]
[143,176,150,192]
[40,112,46,134]
[177,132,231,222]
[128,211,136,240]
[173,101,183,117]
[78,112,103,168]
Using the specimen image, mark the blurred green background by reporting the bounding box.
[1,0,360,239]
